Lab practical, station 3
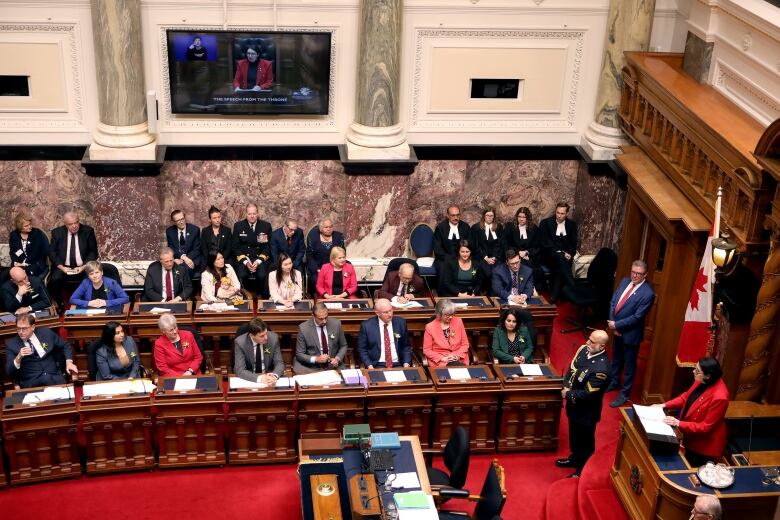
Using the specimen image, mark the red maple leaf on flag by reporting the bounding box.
[690,267,709,310]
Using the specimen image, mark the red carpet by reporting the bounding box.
[0,302,632,519]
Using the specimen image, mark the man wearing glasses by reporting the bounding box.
[433,206,471,264]
[607,259,656,408]
[556,329,610,477]
[691,494,721,519]
[491,248,535,305]
[6,313,78,388]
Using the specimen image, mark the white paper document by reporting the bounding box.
[294,370,343,386]
[24,385,74,403]
[452,302,469,308]
[198,302,237,312]
[82,379,155,396]
[391,299,424,309]
[384,371,408,383]
[324,303,344,310]
[448,368,471,380]
[275,377,294,388]
[173,378,198,391]
[341,369,363,380]
[633,404,676,437]
[85,308,107,315]
[520,364,543,376]
[229,376,269,390]
[416,257,435,268]
[390,472,421,490]
[149,307,173,314]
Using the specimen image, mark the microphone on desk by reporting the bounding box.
[360,274,372,303]
[747,414,754,465]
[422,274,435,302]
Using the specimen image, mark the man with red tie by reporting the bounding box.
[293,303,347,374]
[142,247,193,302]
[607,259,656,407]
[356,298,413,369]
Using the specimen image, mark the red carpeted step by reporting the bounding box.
[582,488,628,520]
[543,477,578,520]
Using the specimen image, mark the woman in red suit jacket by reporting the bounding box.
[423,299,470,367]
[232,47,274,90]
[153,313,203,377]
[316,246,358,299]
[657,357,729,466]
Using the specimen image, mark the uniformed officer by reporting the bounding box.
[556,329,610,477]
[231,203,273,298]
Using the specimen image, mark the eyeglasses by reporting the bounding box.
[630,271,647,276]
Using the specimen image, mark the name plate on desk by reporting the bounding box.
[259,300,312,311]
[367,368,423,384]
[434,366,492,381]
[136,302,189,313]
[323,299,372,310]
[159,375,221,394]
[442,297,492,308]
[500,365,554,378]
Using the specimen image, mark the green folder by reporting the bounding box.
[394,491,430,509]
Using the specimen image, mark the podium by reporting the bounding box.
[1,384,80,484]
[493,364,563,451]
[364,367,434,444]
[225,379,297,464]
[79,380,155,474]
[430,364,502,453]
[154,374,226,468]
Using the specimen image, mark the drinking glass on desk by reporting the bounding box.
[762,466,779,486]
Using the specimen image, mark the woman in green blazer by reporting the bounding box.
[492,308,535,363]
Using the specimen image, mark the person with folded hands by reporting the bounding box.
[491,248,534,305]
[438,240,488,297]
[316,246,357,300]
[492,309,534,364]
[268,253,303,308]
[294,303,347,373]
[153,313,202,377]
[234,317,284,383]
[70,261,129,311]
[357,298,412,369]
[423,299,470,367]
[95,321,140,380]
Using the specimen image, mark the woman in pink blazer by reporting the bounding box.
[153,313,203,377]
[316,246,358,299]
[423,299,470,367]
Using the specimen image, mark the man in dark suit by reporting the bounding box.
[1,267,52,314]
[377,262,427,303]
[491,249,535,305]
[306,218,346,293]
[271,218,305,272]
[200,205,233,262]
[143,247,193,301]
[538,202,578,301]
[234,317,284,383]
[293,303,347,374]
[557,329,610,477]
[357,298,413,368]
[48,211,99,307]
[607,260,656,407]
[231,203,272,298]
[433,206,471,263]
[5,313,78,388]
[166,209,202,278]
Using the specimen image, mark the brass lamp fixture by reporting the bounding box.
[711,232,738,272]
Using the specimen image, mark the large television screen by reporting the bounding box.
[166,30,331,115]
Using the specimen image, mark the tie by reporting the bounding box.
[614,284,636,313]
[287,235,292,248]
[28,340,37,358]
[179,231,185,250]
[254,343,265,373]
[511,271,518,290]
[68,233,77,267]
[251,223,255,233]
[320,326,329,356]
[383,324,393,368]
[400,283,408,296]
[165,270,174,301]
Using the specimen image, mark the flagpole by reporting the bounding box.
[708,187,723,357]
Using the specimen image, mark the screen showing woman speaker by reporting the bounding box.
[166,30,332,115]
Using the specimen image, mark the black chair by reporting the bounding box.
[179,324,210,374]
[374,258,419,299]
[101,262,121,283]
[560,247,618,335]
[426,426,470,498]
[437,459,507,520]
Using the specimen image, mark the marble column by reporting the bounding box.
[345,0,410,160]
[88,0,156,160]
[581,0,656,160]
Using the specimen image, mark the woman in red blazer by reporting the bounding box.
[153,313,203,377]
[657,357,729,466]
[316,246,358,299]
[423,299,470,367]
[232,47,274,90]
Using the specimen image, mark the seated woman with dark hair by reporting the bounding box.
[9,211,50,280]
[470,207,505,271]
[268,253,303,308]
[200,251,242,303]
[492,308,535,364]
[439,240,488,297]
[70,261,129,311]
[316,246,357,300]
[654,357,730,467]
[95,321,140,380]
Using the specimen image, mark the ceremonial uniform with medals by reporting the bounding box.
[231,218,272,298]
[562,344,610,475]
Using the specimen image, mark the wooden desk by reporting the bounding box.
[364,367,435,444]
[297,380,367,437]
[154,374,226,468]
[79,379,154,474]
[489,296,557,354]
[1,384,80,484]
[493,364,563,451]
[195,300,255,370]
[128,301,194,340]
[430,364,502,453]
[225,379,297,464]
[612,408,780,520]
[62,304,130,373]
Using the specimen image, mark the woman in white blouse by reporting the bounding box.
[268,253,303,308]
[201,251,242,303]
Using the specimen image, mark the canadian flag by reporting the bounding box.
[675,225,715,366]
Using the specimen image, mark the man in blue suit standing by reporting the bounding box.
[166,209,203,279]
[271,218,305,272]
[357,298,413,368]
[491,249,535,305]
[607,260,655,407]
[6,313,78,388]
